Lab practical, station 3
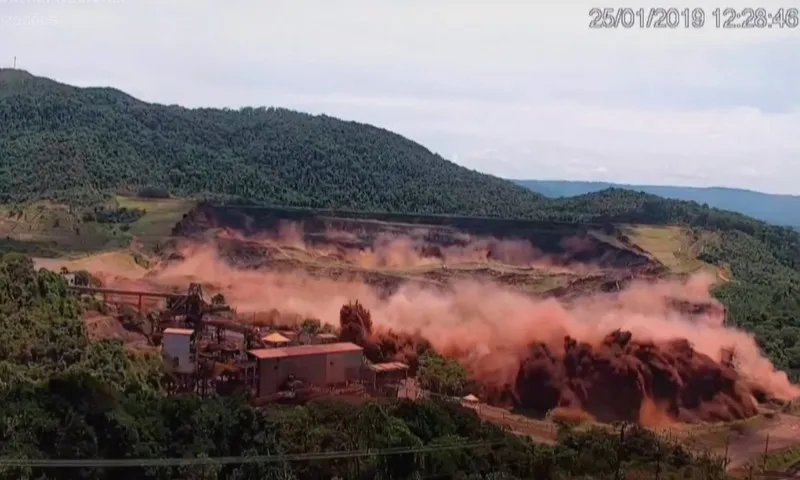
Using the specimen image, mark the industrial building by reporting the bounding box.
[70,280,395,402]
[313,333,338,344]
[278,330,298,343]
[364,361,409,389]
[162,327,196,374]
[262,332,291,347]
[248,342,364,398]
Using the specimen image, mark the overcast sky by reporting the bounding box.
[2,0,799,194]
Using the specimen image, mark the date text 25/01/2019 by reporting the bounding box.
[588,7,799,29]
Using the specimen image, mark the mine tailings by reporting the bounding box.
[508,330,770,425]
[339,301,788,425]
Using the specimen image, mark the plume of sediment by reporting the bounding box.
[87,230,799,425]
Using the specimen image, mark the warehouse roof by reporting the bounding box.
[262,332,291,344]
[367,362,409,372]
[163,328,194,335]
[248,342,363,360]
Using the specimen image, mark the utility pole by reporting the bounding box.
[654,435,662,480]
[615,423,627,480]
[13,56,16,69]
[723,434,730,471]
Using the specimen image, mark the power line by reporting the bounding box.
[0,441,502,469]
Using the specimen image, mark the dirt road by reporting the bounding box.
[471,400,800,472]
[713,414,800,472]
[470,403,558,444]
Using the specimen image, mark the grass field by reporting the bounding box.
[757,445,800,473]
[0,201,122,254]
[623,225,720,275]
[114,196,195,240]
[0,197,195,256]
[33,251,150,277]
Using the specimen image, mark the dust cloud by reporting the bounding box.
[89,226,798,425]
[211,221,602,274]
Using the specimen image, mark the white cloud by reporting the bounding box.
[1,0,799,193]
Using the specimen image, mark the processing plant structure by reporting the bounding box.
[68,281,410,403]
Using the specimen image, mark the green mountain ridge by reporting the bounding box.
[0,68,545,217]
[516,179,800,228]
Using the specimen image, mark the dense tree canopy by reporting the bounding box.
[517,179,800,228]
[0,69,544,217]
[417,351,468,396]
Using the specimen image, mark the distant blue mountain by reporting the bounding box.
[514,179,800,227]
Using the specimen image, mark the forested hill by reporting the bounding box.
[2,69,799,257]
[0,68,544,216]
[517,179,800,228]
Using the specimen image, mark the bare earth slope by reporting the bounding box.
[167,203,665,293]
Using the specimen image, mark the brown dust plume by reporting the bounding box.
[96,236,798,425]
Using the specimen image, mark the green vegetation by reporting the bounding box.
[0,196,194,255]
[83,205,145,224]
[0,69,543,218]
[114,196,195,239]
[622,225,717,274]
[0,253,160,391]
[0,202,120,254]
[0,254,728,479]
[740,444,800,476]
[417,351,468,396]
[516,178,800,228]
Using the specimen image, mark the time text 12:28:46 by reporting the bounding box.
[589,7,798,29]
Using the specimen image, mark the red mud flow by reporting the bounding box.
[98,232,799,426]
[505,331,773,425]
[337,295,794,426]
